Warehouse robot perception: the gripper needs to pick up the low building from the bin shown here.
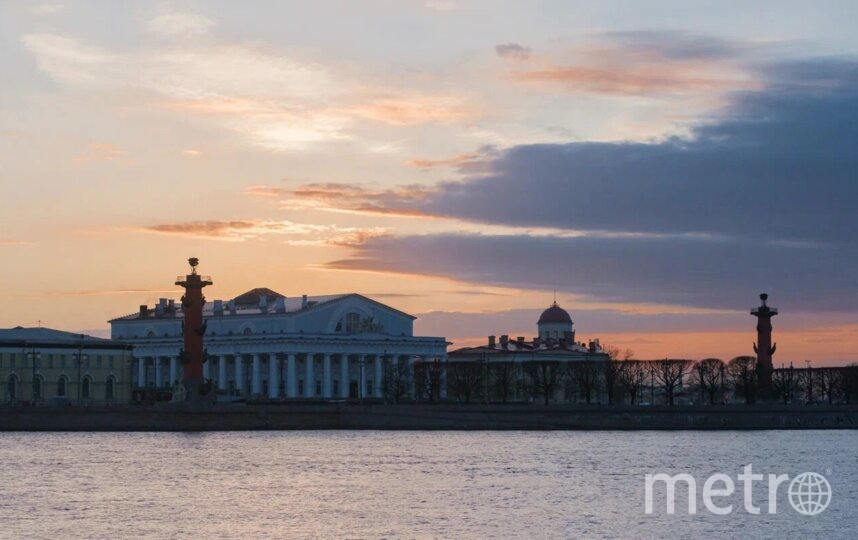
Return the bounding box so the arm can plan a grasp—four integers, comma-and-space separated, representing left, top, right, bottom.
447, 302, 609, 403
0, 327, 133, 404
110, 288, 448, 401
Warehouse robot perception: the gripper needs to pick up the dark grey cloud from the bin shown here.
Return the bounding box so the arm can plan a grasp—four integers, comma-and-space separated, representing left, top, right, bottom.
495, 42, 531, 60
331, 233, 858, 312
402, 59, 858, 245
327, 58, 858, 313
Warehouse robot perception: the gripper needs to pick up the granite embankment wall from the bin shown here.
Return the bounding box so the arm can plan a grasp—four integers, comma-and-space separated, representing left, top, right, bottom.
0, 403, 856, 431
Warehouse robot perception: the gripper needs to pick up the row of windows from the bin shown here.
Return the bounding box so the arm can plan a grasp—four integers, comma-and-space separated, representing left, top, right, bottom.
5, 375, 117, 401
0, 353, 122, 370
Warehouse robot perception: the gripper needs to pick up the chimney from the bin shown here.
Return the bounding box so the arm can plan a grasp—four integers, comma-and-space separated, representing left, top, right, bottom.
227, 300, 236, 314
167, 299, 175, 312
213, 300, 224, 315
274, 297, 286, 313
139, 305, 148, 317
155, 298, 167, 316
517, 336, 525, 345
259, 294, 269, 312
302, 294, 309, 309
488, 335, 496, 348
500, 335, 509, 349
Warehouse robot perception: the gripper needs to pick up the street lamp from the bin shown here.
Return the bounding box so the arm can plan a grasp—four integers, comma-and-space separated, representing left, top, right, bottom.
25, 346, 40, 403
74, 351, 89, 404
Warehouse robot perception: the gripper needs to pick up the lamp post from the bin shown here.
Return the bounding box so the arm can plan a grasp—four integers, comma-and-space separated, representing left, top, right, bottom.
805, 360, 813, 404
74, 353, 89, 404
25, 346, 40, 403
359, 355, 364, 405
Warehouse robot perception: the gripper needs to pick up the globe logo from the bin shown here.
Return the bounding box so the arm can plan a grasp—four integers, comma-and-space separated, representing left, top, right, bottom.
788, 472, 832, 516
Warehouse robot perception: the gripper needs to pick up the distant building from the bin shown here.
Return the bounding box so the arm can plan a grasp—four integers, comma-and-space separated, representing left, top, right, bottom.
447, 302, 609, 403
0, 327, 133, 404
110, 288, 448, 401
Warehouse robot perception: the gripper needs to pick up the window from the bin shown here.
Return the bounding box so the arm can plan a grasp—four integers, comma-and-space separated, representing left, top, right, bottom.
333, 380, 339, 395
82, 377, 92, 400
96, 356, 102, 369
60, 356, 66, 369
105, 377, 115, 401
10, 354, 15, 369
109, 356, 115, 370
6, 375, 17, 401
344, 313, 361, 333
366, 379, 372, 396
315, 381, 321, 396
47, 355, 53, 369
243, 327, 252, 335
57, 376, 67, 397
298, 380, 304, 395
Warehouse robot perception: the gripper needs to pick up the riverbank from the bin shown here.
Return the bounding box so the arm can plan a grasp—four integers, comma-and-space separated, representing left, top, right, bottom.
0, 403, 856, 431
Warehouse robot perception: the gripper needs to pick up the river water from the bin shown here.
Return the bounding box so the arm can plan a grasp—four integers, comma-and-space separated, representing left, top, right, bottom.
0, 431, 854, 539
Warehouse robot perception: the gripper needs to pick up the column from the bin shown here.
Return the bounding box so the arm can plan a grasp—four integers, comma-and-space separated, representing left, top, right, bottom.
169, 356, 178, 386
137, 357, 146, 388
251, 354, 262, 396
374, 355, 383, 398
411, 356, 419, 399
340, 355, 350, 398
358, 354, 366, 399
440, 355, 448, 400
203, 357, 211, 380
286, 354, 297, 398
268, 355, 280, 399
234, 354, 244, 395
322, 354, 332, 398
304, 354, 314, 397
217, 355, 227, 391
154, 357, 163, 387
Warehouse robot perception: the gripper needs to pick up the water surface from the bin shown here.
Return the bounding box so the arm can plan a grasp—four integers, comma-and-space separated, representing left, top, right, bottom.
0, 431, 854, 539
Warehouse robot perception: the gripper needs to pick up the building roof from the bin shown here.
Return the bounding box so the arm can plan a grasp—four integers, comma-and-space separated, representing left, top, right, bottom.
537, 302, 573, 325
0, 327, 129, 349
109, 292, 417, 322
232, 288, 285, 306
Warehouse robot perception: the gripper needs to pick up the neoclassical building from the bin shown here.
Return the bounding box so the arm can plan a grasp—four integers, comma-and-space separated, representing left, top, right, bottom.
0, 327, 133, 404
447, 302, 610, 403
110, 288, 448, 401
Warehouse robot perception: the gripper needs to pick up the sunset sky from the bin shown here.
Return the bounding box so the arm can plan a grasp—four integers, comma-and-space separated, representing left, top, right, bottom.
3, 1, 858, 364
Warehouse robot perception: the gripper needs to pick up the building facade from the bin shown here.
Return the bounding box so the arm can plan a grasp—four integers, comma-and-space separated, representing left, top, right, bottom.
447, 302, 610, 403
110, 288, 448, 401
0, 327, 134, 405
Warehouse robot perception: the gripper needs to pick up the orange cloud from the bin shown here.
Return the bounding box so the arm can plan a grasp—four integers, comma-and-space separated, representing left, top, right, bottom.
406, 152, 480, 168
513, 64, 738, 96
74, 143, 132, 164
343, 95, 476, 125
246, 183, 442, 219
140, 218, 390, 245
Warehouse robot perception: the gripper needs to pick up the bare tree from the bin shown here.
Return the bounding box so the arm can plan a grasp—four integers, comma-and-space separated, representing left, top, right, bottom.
413, 359, 443, 402
772, 365, 800, 404
696, 358, 725, 405
842, 364, 858, 404
815, 368, 841, 404
652, 359, 692, 406
568, 361, 601, 404
601, 346, 632, 405
619, 360, 649, 405
447, 362, 483, 403
525, 361, 564, 405
489, 362, 517, 403
727, 356, 757, 404
382, 356, 411, 404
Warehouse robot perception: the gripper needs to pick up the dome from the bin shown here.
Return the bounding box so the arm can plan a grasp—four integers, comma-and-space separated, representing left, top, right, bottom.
537, 302, 572, 325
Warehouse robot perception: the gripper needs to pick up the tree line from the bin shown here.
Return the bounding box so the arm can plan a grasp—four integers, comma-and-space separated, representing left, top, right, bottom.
393, 353, 858, 406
